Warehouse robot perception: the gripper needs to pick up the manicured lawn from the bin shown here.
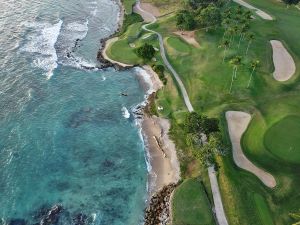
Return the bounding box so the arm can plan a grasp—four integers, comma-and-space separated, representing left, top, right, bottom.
253, 193, 275, 225
166, 36, 191, 54
264, 115, 300, 164
172, 178, 215, 225
123, 0, 136, 14
108, 0, 300, 224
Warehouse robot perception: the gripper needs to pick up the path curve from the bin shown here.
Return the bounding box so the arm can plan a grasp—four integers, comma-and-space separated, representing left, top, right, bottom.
134, 2, 194, 112
233, 0, 273, 20
226, 111, 276, 188
270, 40, 296, 82
134, 3, 229, 225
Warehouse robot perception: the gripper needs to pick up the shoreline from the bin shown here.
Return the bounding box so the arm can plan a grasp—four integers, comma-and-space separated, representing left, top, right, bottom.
136, 65, 181, 197
97, 1, 181, 222
135, 65, 180, 225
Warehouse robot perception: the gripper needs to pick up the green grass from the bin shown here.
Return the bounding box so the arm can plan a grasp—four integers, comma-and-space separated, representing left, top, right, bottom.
264, 115, 300, 164
141, 0, 182, 14
109, 0, 300, 223
123, 0, 136, 14
166, 36, 191, 54
253, 193, 275, 225
172, 178, 215, 225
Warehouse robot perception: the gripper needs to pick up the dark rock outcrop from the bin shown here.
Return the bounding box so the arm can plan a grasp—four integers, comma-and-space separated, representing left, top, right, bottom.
8, 219, 27, 225
144, 183, 178, 225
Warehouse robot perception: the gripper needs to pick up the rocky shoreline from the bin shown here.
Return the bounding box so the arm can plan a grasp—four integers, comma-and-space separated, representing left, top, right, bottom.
96, 2, 181, 224
144, 183, 178, 225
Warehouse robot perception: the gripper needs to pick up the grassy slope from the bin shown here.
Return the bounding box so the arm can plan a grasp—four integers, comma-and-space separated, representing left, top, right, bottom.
123, 0, 136, 14
172, 178, 215, 225
264, 115, 300, 163
149, 1, 300, 224
141, 0, 181, 15
107, 0, 300, 224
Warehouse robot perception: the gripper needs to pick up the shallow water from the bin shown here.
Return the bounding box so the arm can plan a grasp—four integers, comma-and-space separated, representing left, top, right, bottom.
0, 0, 147, 224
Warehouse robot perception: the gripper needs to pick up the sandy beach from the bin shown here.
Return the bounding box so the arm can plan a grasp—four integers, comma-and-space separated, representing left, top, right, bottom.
100, 2, 181, 218
137, 65, 180, 197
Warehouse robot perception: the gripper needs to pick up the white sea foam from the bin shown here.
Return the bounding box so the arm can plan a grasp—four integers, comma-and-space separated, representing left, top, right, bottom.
87, 1, 98, 16
121, 107, 130, 119
21, 20, 63, 79
65, 20, 89, 40
134, 67, 155, 95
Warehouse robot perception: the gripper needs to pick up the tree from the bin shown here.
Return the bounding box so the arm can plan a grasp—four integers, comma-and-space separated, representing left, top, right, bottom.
153, 64, 167, 85
184, 112, 203, 134
136, 43, 155, 60
194, 132, 227, 166
247, 60, 260, 88
202, 117, 220, 134
196, 4, 221, 29
187, 0, 221, 9
289, 209, 300, 225
282, 0, 300, 7
238, 23, 250, 49
219, 39, 230, 62
245, 32, 255, 55
229, 56, 242, 93
176, 10, 196, 30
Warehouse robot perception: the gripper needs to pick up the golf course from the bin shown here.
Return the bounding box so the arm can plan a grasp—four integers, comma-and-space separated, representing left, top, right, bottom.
108, 0, 300, 224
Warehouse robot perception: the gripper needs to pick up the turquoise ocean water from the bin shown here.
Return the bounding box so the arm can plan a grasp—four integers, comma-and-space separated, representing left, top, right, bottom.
0, 0, 148, 224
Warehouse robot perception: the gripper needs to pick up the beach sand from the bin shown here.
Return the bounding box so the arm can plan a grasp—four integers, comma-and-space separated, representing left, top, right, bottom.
142, 115, 180, 197
138, 65, 180, 198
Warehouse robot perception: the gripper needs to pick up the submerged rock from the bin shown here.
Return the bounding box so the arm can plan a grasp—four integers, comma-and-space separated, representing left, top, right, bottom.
40, 204, 63, 225
8, 219, 27, 225
72, 213, 87, 225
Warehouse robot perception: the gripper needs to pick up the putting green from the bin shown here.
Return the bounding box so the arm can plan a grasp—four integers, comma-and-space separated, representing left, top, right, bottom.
264, 116, 300, 164
166, 37, 191, 54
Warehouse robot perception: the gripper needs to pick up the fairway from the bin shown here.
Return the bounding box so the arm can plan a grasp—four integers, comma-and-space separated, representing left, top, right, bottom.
253, 193, 274, 225
172, 178, 215, 225
166, 36, 191, 54
264, 116, 300, 164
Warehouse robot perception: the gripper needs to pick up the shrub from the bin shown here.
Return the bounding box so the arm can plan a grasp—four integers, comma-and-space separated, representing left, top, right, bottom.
136, 43, 156, 61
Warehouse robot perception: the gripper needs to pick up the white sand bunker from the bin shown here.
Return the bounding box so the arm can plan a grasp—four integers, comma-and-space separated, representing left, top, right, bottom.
270, 40, 296, 82
226, 111, 276, 188
233, 0, 273, 20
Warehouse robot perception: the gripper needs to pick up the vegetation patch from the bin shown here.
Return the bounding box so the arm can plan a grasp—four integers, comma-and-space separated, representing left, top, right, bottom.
172, 178, 215, 225
253, 193, 275, 225
166, 37, 191, 54
122, 0, 136, 14
264, 115, 300, 164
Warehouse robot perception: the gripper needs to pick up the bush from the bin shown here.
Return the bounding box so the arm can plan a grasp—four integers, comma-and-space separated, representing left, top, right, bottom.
176, 10, 196, 31
153, 64, 167, 85
119, 13, 143, 35
136, 43, 156, 61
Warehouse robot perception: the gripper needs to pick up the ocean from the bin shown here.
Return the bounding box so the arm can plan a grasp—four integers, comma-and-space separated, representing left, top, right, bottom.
0, 0, 148, 224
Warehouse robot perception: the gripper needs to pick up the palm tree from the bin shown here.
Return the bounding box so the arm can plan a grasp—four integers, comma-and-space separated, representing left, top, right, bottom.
245, 32, 255, 55
229, 56, 242, 92
220, 39, 230, 62
238, 23, 250, 49
221, 18, 231, 40
289, 209, 300, 225
247, 60, 260, 88
243, 10, 252, 21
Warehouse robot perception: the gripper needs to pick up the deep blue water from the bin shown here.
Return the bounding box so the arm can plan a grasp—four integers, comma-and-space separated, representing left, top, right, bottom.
0, 0, 147, 224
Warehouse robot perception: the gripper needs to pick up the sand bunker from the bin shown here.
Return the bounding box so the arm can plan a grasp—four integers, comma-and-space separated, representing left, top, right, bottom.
270, 40, 296, 82
173, 31, 200, 48
233, 0, 273, 20
226, 111, 276, 188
